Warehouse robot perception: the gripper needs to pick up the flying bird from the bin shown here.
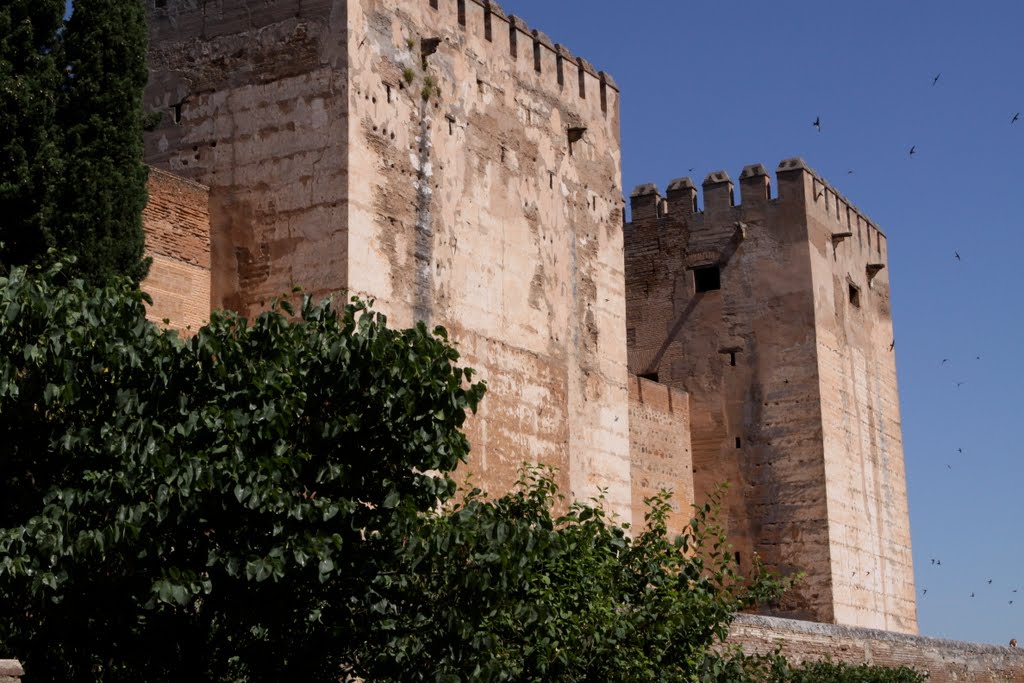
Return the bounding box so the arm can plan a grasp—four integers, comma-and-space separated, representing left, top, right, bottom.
971, 593, 975, 598
989, 579, 993, 584
889, 339, 895, 352
956, 381, 965, 388
1013, 113, 1020, 124
955, 251, 961, 261
848, 170, 855, 175
909, 145, 917, 157
932, 73, 941, 86
813, 116, 821, 132
957, 448, 963, 454
923, 589, 928, 595
940, 358, 950, 366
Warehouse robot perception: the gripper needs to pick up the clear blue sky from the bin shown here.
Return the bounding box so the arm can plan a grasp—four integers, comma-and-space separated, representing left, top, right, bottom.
502, 0, 1024, 646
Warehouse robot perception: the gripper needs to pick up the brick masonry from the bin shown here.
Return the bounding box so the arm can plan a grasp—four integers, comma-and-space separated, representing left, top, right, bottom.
628, 374, 693, 532
142, 168, 211, 333
729, 614, 1024, 682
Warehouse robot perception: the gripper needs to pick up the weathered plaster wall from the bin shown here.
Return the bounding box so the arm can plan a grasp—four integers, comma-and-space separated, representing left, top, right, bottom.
345, 0, 628, 516
627, 374, 693, 532
729, 614, 1024, 683
142, 168, 211, 333
624, 160, 914, 632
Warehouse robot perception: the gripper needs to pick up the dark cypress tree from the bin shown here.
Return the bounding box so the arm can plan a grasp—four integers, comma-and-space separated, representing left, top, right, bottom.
0, 0, 65, 268
54, 0, 150, 285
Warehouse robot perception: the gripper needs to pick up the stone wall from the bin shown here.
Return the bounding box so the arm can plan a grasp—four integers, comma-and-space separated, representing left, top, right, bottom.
627, 374, 693, 532
144, 0, 630, 518
729, 614, 1024, 683
142, 167, 211, 333
624, 160, 914, 632
0, 661, 22, 683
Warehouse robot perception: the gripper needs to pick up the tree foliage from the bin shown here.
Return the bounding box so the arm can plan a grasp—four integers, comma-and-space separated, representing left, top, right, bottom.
0, 262, 927, 683
0, 0, 65, 264
0, 0, 150, 284
0, 260, 483, 681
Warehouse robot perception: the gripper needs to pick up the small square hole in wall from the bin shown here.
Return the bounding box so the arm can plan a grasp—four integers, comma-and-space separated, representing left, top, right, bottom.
694, 265, 721, 293
849, 282, 861, 308
639, 372, 659, 383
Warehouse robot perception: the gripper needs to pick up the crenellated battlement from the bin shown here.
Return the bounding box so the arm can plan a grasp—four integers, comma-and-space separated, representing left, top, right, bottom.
426, 0, 618, 117
629, 158, 887, 262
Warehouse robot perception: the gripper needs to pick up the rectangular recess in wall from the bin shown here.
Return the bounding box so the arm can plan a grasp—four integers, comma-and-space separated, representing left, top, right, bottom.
457, 0, 466, 27
693, 265, 721, 292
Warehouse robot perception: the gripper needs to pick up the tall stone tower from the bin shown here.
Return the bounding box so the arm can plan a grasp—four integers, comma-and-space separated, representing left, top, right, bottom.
143, 0, 631, 518
625, 159, 916, 634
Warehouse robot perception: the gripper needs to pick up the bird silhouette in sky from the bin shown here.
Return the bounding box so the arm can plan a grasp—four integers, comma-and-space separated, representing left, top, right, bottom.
909, 145, 917, 157
940, 358, 950, 366
989, 579, 994, 584
813, 116, 821, 132
889, 339, 895, 352
956, 382, 965, 388
932, 73, 941, 86
1013, 113, 1020, 124
955, 251, 961, 261
971, 592, 975, 598
957, 448, 963, 454
923, 589, 928, 595
848, 170, 855, 174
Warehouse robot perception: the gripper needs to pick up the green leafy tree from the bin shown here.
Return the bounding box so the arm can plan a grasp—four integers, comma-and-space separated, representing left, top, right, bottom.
54, 0, 150, 284
355, 469, 788, 682
0, 260, 484, 681
0, 0, 150, 284
0, 262, 930, 682
0, 0, 65, 265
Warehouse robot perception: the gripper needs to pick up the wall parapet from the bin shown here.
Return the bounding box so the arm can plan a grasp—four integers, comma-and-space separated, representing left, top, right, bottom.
430, 0, 618, 118
729, 614, 1024, 682
629, 158, 887, 258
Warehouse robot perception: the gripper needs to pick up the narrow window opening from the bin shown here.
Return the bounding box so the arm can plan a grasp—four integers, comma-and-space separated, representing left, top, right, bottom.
483, 7, 492, 41
729, 351, 737, 367
446, 114, 455, 135
849, 282, 861, 308
457, 0, 466, 27
735, 551, 742, 566
693, 265, 721, 293
639, 372, 659, 383
578, 63, 586, 98
735, 437, 742, 449
548, 171, 554, 189
533, 40, 542, 73
500, 146, 507, 163
556, 55, 564, 87
384, 83, 392, 103
599, 80, 608, 113
171, 102, 183, 125
567, 126, 585, 158
509, 23, 517, 58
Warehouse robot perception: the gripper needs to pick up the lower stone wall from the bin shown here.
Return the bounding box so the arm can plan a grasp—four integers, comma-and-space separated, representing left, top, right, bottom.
627, 374, 693, 533
0, 661, 22, 682
142, 167, 211, 334
728, 614, 1024, 682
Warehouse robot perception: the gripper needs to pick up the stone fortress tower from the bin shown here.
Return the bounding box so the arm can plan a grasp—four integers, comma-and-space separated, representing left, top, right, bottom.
145, 0, 632, 520
626, 161, 915, 633
142, 0, 919, 638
